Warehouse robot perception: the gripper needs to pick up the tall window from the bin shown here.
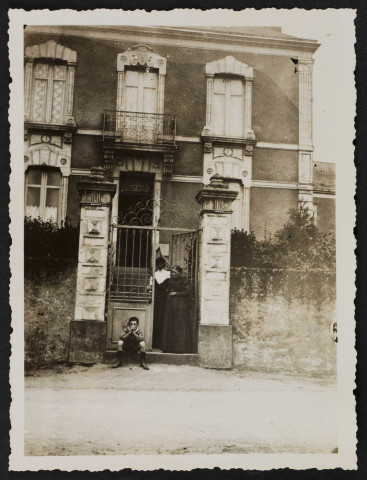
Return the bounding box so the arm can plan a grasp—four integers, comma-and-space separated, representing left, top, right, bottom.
118, 69, 159, 143
212, 77, 244, 137
203, 56, 254, 140
125, 70, 158, 113
31, 61, 67, 124
25, 168, 61, 222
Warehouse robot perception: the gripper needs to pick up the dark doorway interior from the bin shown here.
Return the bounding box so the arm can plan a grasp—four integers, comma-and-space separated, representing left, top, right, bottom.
117, 172, 154, 269
118, 171, 154, 223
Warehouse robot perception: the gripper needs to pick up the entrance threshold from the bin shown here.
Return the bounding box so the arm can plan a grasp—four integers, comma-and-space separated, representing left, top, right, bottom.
104, 350, 198, 366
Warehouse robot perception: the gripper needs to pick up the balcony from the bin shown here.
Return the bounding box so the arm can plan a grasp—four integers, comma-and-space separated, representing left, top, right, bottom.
103, 110, 176, 145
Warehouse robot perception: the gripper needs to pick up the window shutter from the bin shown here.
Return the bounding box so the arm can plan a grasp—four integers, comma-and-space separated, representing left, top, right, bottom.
32, 63, 49, 122
51, 65, 67, 124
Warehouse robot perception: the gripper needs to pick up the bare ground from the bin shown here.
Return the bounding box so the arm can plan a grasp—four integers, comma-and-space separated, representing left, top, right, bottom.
25, 364, 337, 456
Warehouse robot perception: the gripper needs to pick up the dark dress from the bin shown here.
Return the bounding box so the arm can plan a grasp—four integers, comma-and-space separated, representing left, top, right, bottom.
161, 276, 194, 353
152, 278, 169, 349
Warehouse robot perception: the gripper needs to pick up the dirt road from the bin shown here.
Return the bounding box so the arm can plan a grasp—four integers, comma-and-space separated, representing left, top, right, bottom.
25, 364, 337, 455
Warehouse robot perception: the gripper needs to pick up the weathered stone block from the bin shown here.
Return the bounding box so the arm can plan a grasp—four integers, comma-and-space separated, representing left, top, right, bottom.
79, 247, 102, 264
207, 243, 227, 253
69, 320, 106, 364
83, 236, 105, 246
206, 215, 228, 226
79, 264, 105, 277
206, 271, 227, 281
198, 324, 232, 369
85, 208, 107, 218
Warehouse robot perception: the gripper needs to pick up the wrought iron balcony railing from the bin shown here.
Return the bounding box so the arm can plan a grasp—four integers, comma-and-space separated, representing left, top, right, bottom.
103, 110, 176, 145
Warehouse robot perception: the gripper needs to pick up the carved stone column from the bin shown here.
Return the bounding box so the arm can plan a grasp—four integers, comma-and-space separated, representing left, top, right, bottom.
195, 175, 238, 369
69, 167, 116, 364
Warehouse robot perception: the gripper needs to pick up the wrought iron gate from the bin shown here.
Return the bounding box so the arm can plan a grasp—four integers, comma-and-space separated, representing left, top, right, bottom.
106, 194, 199, 351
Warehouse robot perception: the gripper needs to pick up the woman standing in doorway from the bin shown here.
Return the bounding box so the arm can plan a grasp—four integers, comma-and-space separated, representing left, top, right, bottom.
152, 257, 170, 349
161, 265, 194, 354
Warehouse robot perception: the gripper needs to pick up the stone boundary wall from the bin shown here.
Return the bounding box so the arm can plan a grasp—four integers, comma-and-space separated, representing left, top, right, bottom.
230, 267, 337, 376
25, 259, 77, 370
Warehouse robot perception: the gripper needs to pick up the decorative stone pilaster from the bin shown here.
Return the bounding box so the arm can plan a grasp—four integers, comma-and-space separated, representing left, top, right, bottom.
195, 175, 238, 369
244, 78, 255, 139
103, 148, 115, 180
298, 151, 314, 211
163, 152, 174, 180
69, 167, 116, 364
66, 63, 76, 120
298, 61, 314, 213
298, 62, 313, 147
24, 59, 34, 120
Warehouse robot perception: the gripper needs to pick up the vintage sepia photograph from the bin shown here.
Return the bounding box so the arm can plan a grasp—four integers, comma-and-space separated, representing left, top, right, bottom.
9, 8, 356, 471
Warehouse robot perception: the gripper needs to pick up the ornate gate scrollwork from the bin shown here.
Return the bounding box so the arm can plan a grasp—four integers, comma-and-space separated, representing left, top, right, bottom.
112, 194, 199, 230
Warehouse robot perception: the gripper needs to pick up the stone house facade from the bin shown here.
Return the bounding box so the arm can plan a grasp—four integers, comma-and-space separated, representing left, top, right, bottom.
24, 26, 335, 367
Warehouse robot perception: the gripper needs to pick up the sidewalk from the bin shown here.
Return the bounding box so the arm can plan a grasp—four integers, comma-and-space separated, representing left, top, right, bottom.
25, 364, 338, 456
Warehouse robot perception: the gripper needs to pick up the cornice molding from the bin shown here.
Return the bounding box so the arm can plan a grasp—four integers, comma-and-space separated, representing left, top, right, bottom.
172, 175, 203, 183
25, 26, 318, 59
75, 130, 307, 151
252, 180, 298, 190
71, 168, 91, 176
313, 190, 336, 198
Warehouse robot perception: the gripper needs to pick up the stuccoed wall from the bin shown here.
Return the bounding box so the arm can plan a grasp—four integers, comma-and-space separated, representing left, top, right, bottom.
252, 149, 298, 183
24, 33, 299, 143
71, 135, 103, 169
230, 268, 337, 376
173, 142, 203, 176
66, 175, 85, 224
160, 181, 202, 227
315, 198, 335, 234
249, 187, 298, 239
314, 162, 336, 192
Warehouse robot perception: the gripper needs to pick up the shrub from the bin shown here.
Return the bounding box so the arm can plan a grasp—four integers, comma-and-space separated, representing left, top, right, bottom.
231, 203, 336, 274
24, 216, 79, 264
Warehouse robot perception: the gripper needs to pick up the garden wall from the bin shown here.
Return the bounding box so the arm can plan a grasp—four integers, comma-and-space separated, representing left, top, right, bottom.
230, 267, 337, 376
24, 259, 77, 370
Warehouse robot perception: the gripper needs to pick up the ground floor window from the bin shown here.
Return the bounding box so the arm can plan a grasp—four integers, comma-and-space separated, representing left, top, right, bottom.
25, 167, 61, 222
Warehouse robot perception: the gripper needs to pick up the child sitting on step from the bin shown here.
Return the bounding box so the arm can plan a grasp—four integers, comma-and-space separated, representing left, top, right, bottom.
111, 316, 149, 370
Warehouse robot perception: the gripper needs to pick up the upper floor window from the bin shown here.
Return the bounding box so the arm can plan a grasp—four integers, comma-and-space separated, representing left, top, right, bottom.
202, 56, 255, 140
25, 167, 61, 222
116, 45, 167, 115
212, 77, 245, 137
124, 69, 158, 114
24, 40, 77, 126
31, 61, 67, 124
113, 45, 168, 144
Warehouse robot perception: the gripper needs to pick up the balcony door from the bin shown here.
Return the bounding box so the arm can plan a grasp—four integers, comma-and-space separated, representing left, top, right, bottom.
122, 70, 159, 143
125, 70, 158, 113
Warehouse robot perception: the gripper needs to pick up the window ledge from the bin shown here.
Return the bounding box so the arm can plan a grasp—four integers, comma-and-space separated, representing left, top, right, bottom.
201, 134, 257, 147
24, 121, 77, 134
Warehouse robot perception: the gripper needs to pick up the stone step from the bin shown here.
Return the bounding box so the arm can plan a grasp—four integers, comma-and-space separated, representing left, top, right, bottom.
104, 350, 198, 366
